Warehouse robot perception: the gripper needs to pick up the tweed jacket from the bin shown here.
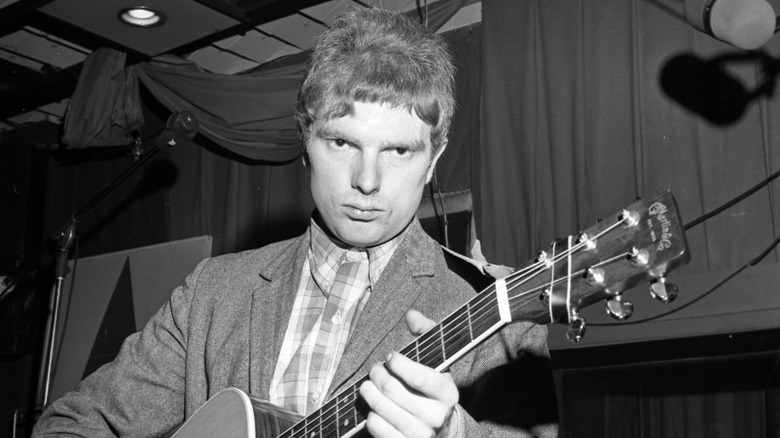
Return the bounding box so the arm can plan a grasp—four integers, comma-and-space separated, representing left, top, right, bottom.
33, 219, 558, 437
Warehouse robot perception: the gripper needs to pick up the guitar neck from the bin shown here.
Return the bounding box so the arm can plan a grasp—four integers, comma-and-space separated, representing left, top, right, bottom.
276, 282, 546, 438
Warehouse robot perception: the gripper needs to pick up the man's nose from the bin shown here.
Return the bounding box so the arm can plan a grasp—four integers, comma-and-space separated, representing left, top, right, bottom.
352, 153, 381, 195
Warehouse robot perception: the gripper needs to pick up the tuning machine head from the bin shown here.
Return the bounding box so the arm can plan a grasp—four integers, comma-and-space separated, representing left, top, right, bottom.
605, 292, 634, 320
566, 314, 587, 343
649, 276, 678, 303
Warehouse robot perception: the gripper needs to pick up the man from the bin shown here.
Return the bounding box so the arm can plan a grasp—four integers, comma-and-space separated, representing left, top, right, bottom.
33, 7, 558, 438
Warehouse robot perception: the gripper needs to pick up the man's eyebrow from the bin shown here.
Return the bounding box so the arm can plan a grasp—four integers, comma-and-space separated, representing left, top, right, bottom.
314, 126, 351, 141
315, 126, 428, 151
379, 139, 427, 151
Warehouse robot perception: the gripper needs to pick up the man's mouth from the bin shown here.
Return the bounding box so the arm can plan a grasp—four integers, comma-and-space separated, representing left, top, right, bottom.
345, 205, 381, 220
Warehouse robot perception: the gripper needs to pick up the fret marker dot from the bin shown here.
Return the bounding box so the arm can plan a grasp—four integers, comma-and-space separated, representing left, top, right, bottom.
344, 420, 350, 426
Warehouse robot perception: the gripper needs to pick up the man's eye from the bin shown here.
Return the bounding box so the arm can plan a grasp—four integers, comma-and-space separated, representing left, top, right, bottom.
392, 147, 410, 156
332, 138, 348, 147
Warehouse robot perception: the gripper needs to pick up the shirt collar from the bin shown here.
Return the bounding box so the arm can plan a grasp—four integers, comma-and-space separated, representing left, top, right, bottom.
308, 217, 408, 294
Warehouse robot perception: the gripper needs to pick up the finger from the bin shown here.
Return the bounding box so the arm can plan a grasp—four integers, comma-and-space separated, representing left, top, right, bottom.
360, 375, 431, 438
364, 411, 405, 438
384, 352, 459, 408
405, 309, 436, 336
369, 360, 451, 423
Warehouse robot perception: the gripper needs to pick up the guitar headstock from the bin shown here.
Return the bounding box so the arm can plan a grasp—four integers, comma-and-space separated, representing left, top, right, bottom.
505, 189, 690, 342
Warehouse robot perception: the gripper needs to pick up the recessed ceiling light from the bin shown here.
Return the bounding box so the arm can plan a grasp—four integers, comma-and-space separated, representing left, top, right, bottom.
118, 7, 166, 28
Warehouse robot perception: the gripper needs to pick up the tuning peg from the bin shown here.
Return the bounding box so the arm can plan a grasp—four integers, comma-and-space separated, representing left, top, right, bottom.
620, 209, 641, 228
649, 277, 678, 303
566, 315, 587, 342
539, 287, 551, 305
577, 232, 597, 251
536, 251, 554, 269
585, 267, 605, 286
629, 247, 649, 267
605, 293, 634, 320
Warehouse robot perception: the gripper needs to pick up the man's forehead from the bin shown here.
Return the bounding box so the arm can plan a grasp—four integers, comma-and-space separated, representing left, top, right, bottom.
313, 101, 433, 148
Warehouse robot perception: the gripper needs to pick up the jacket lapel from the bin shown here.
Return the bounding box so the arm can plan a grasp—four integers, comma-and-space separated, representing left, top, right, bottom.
248, 235, 309, 399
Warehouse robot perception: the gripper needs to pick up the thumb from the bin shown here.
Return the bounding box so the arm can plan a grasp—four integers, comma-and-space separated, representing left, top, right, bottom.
405, 309, 436, 336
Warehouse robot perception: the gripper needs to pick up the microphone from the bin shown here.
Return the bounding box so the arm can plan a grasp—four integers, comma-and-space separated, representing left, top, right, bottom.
157, 111, 199, 147
684, 0, 776, 50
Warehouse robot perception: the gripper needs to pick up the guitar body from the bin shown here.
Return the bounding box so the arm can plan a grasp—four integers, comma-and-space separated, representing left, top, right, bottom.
170, 388, 300, 438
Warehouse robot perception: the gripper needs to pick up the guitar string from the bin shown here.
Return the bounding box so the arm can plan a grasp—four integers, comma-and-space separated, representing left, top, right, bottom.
289, 261, 634, 438
324, 211, 632, 413
288, 252, 634, 438
286, 258, 572, 438
285, 238, 626, 438
283, 214, 632, 438
408, 212, 634, 377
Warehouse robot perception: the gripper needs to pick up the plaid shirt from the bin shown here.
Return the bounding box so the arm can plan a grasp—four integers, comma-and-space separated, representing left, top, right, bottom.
269, 219, 405, 415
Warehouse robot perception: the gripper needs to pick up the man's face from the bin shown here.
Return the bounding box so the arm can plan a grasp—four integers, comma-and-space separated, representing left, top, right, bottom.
307, 101, 444, 247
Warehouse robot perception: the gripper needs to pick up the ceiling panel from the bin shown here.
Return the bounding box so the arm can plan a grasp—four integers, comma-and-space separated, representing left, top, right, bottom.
301, 0, 360, 25
39, 0, 241, 57
186, 45, 262, 74
258, 13, 328, 51
213, 29, 300, 64
5, 28, 88, 69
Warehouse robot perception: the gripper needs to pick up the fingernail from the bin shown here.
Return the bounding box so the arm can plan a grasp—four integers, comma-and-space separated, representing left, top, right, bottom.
386, 352, 393, 362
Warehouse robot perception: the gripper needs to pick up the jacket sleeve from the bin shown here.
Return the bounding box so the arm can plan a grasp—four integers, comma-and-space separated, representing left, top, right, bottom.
31, 258, 210, 438
453, 321, 559, 438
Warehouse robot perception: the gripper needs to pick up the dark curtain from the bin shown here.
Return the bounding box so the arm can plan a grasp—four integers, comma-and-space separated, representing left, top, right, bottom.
479, 0, 780, 435
478, 0, 780, 274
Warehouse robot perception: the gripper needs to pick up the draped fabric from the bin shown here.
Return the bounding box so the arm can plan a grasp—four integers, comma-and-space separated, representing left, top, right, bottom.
132, 57, 305, 161
60, 0, 469, 162
61, 49, 144, 148
478, 0, 780, 275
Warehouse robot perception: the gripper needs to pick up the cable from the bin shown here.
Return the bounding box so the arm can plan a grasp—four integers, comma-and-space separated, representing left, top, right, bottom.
684, 167, 780, 231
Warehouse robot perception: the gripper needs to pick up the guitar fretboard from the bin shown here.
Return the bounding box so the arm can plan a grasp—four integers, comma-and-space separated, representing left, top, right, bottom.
276, 285, 506, 438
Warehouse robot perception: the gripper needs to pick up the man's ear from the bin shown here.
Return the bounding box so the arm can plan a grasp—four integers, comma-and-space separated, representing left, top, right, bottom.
301, 144, 309, 167
425, 140, 447, 183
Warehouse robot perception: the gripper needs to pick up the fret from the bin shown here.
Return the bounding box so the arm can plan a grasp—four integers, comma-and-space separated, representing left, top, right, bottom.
439, 324, 447, 362
320, 398, 337, 438
289, 416, 306, 438
465, 301, 474, 342
470, 289, 502, 337
441, 306, 472, 361
416, 325, 445, 369
352, 380, 367, 427
305, 413, 316, 438
334, 381, 366, 437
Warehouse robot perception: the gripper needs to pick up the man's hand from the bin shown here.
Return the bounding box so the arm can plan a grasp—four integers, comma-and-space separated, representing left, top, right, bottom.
359, 310, 460, 438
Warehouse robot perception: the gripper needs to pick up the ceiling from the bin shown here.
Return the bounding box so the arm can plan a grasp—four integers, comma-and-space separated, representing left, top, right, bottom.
0, 0, 481, 132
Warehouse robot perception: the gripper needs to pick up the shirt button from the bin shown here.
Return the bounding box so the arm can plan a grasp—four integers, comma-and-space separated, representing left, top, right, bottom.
332, 311, 343, 325
310, 392, 320, 404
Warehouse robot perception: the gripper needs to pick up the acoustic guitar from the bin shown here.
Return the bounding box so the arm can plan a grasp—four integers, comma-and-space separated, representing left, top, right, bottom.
170, 189, 690, 438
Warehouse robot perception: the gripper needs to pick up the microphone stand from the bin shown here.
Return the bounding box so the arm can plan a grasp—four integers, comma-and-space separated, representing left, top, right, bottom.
37, 135, 167, 408
3, 111, 198, 423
